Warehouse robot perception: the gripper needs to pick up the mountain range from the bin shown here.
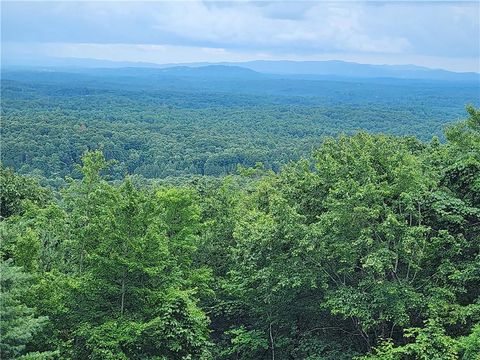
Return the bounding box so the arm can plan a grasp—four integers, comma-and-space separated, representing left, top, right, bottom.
3, 56, 479, 82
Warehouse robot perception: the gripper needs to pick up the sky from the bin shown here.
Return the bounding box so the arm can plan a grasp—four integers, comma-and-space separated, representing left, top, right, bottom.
1, 1, 479, 72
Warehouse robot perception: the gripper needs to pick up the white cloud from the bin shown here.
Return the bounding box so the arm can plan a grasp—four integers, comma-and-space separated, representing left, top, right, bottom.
1, 1, 479, 70
147, 1, 411, 53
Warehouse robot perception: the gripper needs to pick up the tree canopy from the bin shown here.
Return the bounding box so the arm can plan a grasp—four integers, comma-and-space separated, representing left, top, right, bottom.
0, 107, 479, 359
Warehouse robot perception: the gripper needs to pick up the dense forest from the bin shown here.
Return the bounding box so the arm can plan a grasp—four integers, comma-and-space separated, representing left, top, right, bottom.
2, 68, 478, 187
1, 105, 479, 359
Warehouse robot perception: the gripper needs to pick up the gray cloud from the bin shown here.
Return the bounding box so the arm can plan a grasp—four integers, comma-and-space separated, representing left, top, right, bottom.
1, 1, 479, 70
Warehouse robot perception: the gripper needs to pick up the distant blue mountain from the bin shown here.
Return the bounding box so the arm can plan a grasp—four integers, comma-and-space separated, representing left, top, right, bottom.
2, 56, 479, 82
233, 60, 479, 81
157, 65, 260, 78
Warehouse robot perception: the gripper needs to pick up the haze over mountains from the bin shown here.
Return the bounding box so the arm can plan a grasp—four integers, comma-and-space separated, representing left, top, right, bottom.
3, 56, 479, 82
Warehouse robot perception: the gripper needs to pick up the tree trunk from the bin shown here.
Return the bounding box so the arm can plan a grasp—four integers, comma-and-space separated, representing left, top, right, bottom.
120, 274, 126, 316
269, 322, 275, 360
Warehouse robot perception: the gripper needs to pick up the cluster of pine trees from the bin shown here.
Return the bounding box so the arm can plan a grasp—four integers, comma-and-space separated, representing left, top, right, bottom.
1, 107, 479, 359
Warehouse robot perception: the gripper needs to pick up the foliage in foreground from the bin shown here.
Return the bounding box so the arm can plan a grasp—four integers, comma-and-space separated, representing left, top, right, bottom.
0, 107, 479, 359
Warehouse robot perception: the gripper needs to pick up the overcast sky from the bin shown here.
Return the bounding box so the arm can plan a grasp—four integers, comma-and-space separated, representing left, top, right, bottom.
2, 1, 479, 72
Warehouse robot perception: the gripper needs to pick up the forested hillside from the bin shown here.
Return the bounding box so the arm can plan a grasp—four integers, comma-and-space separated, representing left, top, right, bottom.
2, 67, 478, 186
1, 106, 479, 359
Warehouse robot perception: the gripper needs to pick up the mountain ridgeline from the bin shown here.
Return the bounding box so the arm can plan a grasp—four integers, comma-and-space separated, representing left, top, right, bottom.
1, 62, 478, 186
2, 0, 480, 356
4, 58, 480, 81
